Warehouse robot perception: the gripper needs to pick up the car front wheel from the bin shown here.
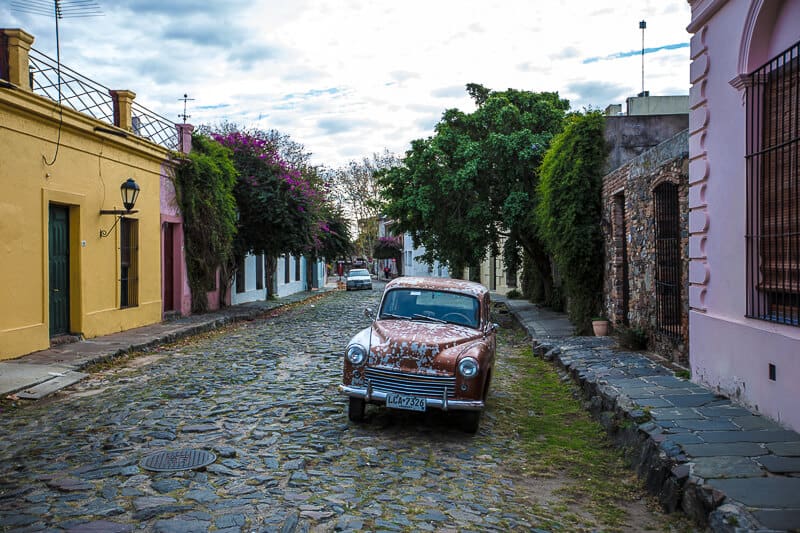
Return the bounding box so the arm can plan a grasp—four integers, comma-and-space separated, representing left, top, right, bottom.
348, 397, 365, 422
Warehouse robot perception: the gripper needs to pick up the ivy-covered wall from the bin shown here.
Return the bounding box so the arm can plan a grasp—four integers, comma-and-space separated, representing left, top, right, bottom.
602, 130, 690, 363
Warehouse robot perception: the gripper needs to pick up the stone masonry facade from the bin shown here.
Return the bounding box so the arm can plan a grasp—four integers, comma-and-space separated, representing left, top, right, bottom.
602, 130, 690, 364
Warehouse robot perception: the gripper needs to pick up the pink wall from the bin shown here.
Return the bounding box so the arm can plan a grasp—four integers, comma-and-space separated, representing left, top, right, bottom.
687, 0, 800, 431
159, 124, 194, 317
160, 170, 191, 316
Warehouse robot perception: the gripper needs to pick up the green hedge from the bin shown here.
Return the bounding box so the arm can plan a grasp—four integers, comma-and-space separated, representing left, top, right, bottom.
536, 112, 607, 333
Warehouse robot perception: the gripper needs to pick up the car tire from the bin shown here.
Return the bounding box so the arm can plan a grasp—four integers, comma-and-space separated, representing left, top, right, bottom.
460, 410, 481, 433
348, 397, 365, 422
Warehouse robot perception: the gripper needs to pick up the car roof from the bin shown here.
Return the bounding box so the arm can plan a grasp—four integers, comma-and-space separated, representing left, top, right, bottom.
384, 276, 489, 298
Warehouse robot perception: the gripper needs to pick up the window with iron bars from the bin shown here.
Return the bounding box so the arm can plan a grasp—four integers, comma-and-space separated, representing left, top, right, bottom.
746, 40, 800, 326
654, 182, 681, 337
120, 218, 139, 308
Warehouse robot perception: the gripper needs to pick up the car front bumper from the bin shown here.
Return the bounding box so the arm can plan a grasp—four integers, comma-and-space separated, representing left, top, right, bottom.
339, 384, 484, 411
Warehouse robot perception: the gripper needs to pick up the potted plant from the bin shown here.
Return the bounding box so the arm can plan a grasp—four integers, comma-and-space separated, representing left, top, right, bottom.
591, 316, 610, 336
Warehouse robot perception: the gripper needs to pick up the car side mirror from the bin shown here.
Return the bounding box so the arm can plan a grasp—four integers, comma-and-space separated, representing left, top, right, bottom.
364, 307, 375, 320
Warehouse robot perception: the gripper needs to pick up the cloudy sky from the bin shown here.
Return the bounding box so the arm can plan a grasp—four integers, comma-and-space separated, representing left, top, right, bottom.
3, 0, 691, 167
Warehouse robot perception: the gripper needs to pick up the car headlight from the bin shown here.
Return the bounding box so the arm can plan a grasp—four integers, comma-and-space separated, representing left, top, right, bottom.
458, 357, 479, 378
346, 344, 367, 365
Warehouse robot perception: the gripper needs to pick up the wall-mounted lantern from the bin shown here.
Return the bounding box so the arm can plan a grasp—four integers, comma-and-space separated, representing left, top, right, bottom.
99, 178, 140, 238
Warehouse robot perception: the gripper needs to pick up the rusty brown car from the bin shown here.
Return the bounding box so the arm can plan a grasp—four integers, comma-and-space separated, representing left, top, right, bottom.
340, 276, 497, 432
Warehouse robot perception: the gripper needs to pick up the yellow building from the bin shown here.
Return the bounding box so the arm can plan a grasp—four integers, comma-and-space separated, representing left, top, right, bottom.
1, 29, 173, 360
463, 237, 522, 294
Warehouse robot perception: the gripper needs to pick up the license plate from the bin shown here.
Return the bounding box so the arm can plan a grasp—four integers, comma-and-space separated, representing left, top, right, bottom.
385, 393, 426, 412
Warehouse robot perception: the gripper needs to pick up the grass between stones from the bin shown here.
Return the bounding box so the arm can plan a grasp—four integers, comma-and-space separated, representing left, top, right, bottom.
492, 319, 694, 532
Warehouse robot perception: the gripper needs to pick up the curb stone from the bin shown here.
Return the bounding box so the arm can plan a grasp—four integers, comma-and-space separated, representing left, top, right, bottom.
530, 338, 783, 533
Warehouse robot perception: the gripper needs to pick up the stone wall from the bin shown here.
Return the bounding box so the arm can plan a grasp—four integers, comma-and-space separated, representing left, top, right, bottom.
602, 130, 690, 363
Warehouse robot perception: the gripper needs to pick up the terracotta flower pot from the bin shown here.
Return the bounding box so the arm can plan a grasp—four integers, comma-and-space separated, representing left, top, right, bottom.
592, 319, 609, 336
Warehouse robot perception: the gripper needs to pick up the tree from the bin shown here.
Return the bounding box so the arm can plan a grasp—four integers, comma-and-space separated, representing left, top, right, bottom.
172, 133, 238, 312
327, 150, 399, 260
203, 122, 312, 171
316, 205, 354, 262
378, 84, 568, 287
210, 126, 341, 294
212, 130, 317, 257
536, 111, 607, 332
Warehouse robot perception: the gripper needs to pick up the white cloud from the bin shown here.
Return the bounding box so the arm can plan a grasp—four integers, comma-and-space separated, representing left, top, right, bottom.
3, 0, 691, 167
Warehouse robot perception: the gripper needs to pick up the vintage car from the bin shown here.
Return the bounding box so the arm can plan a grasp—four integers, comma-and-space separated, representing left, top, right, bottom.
345, 268, 373, 291
341, 276, 497, 432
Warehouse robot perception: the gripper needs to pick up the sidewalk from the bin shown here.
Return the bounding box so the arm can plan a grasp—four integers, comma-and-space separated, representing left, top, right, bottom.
0, 286, 337, 400
494, 294, 800, 532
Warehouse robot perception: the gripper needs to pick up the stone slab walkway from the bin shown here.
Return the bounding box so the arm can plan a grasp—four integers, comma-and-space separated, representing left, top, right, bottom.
495, 294, 800, 532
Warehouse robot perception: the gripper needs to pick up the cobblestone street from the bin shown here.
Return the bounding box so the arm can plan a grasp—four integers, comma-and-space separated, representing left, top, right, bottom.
0, 287, 680, 533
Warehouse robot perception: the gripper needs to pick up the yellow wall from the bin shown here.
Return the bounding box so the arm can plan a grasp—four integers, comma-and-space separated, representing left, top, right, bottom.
0, 85, 170, 360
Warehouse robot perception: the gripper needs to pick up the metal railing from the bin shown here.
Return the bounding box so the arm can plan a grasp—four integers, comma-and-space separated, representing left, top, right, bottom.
27, 47, 178, 150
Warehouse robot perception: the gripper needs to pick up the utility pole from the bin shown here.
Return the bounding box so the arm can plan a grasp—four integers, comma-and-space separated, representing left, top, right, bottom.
639, 20, 646, 96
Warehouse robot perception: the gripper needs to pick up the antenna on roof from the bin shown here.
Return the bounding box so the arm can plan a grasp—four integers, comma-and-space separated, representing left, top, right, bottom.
10, 0, 104, 165
178, 93, 195, 123
639, 20, 647, 97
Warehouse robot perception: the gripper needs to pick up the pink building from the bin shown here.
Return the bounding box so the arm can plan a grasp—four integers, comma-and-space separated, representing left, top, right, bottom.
687, 0, 800, 431
160, 124, 193, 316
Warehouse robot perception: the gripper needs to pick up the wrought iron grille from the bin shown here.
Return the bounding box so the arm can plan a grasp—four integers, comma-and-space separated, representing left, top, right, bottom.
28, 48, 178, 150
120, 218, 139, 308
365, 367, 456, 398
654, 182, 682, 337
746, 40, 800, 326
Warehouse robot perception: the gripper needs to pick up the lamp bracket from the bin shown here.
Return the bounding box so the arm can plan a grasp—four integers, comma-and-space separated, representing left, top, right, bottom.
100, 209, 138, 215
99, 209, 137, 238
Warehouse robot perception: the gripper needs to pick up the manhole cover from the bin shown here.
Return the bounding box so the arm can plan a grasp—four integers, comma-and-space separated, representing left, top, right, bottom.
140, 449, 216, 472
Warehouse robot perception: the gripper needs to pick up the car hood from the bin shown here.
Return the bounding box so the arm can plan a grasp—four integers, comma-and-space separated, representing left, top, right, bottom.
368, 319, 482, 373
348, 275, 371, 281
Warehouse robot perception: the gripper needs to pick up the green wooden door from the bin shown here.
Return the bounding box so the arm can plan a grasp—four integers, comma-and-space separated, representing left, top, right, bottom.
49, 205, 70, 336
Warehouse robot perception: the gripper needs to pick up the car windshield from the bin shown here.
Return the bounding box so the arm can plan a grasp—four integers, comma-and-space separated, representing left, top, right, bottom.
348, 269, 369, 277
379, 288, 480, 328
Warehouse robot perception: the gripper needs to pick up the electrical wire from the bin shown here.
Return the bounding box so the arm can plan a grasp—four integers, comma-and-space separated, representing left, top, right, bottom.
43, 1, 63, 166
9, 0, 105, 165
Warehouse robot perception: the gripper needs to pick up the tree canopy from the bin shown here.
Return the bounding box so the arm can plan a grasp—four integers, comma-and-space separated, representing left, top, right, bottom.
209, 127, 338, 261
326, 150, 399, 260
378, 84, 569, 277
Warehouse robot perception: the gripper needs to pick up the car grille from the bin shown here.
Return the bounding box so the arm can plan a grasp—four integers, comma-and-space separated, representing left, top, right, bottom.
365, 367, 456, 398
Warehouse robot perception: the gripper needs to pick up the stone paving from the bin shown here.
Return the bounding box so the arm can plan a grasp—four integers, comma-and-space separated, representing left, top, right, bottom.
500, 299, 800, 533
493, 295, 800, 532
0, 286, 582, 533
